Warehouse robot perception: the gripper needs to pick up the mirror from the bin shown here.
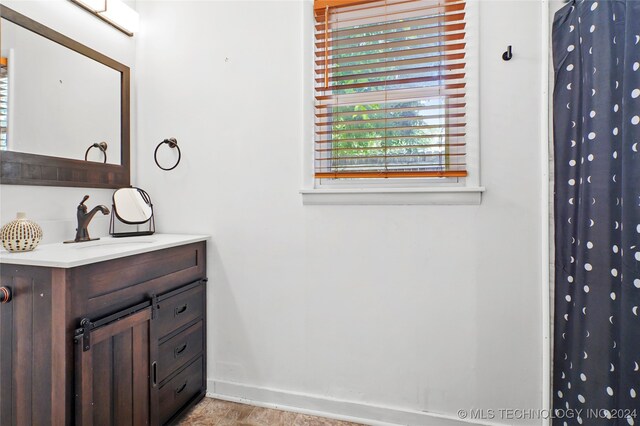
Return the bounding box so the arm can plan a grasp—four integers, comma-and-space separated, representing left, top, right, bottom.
113, 188, 153, 224
1, 19, 121, 164
0, 5, 130, 188
110, 187, 155, 237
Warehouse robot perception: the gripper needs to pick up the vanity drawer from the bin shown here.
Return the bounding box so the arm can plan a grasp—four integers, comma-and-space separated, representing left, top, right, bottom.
156, 283, 204, 338
71, 242, 206, 321
159, 356, 204, 425
158, 320, 203, 383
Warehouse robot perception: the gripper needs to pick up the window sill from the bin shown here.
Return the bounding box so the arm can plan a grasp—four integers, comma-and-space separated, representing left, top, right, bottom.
300, 187, 485, 205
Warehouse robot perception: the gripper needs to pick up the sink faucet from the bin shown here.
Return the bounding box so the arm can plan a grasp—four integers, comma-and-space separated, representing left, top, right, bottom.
71, 195, 110, 243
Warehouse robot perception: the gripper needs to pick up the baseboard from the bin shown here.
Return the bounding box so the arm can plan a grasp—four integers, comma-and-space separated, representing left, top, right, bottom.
208, 380, 504, 426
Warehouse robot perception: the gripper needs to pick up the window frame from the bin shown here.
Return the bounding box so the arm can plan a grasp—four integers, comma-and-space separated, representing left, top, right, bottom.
301, 0, 483, 205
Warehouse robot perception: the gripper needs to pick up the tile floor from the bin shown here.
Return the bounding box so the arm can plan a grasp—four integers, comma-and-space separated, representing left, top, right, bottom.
178, 397, 364, 426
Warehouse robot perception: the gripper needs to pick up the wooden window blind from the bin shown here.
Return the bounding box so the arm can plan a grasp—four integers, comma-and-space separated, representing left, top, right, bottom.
0, 57, 7, 151
314, 0, 467, 179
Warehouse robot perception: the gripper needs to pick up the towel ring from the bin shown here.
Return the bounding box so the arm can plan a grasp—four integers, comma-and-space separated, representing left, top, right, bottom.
154, 138, 181, 171
502, 45, 513, 61
84, 142, 108, 163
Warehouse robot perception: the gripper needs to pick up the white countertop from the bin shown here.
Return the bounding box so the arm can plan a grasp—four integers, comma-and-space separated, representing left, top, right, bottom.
0, 234, 209, 268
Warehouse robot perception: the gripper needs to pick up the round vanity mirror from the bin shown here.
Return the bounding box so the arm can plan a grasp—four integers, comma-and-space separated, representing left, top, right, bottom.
112, 187, 153, 224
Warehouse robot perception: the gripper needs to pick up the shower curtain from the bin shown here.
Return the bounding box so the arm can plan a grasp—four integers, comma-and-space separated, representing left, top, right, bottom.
553, 1, 640, 424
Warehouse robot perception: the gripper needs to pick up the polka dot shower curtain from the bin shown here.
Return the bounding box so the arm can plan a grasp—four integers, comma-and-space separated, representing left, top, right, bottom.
553, 1, 640, 424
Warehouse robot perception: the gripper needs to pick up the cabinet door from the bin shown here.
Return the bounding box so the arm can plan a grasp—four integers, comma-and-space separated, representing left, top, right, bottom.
0, 283, 13, 426
0, 269, 67, 426
75, 306, 157, 426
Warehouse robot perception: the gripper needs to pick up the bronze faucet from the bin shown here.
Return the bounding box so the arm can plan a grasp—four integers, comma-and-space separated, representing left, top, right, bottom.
67, 195, 110, 243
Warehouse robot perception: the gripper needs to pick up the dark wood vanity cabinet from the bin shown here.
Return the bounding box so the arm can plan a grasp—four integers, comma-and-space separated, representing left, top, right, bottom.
0, 241, 207, 426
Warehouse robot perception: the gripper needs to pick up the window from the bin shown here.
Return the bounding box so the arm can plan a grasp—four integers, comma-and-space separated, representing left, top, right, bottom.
303, 0, 481, 204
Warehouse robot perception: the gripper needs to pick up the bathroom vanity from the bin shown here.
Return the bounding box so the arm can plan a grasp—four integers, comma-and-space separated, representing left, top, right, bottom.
0, 234, 208, 425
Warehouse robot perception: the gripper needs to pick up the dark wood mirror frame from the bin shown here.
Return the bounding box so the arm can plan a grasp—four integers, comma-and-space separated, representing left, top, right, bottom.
0, 5, 130, 188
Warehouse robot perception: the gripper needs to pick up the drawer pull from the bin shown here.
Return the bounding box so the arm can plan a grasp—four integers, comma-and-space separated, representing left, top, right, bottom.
174, 304, 188, 316
152, 361, 158, 387
175, 380, 188, 395
174, 343, 188, 357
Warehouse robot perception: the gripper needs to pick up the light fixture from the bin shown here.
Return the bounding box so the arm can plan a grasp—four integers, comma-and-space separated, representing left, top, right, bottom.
70, 0, 139, 37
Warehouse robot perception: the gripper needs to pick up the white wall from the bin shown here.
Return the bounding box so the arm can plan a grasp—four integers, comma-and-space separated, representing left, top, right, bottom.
136, 1, 545, 424
0, 0, 136, 243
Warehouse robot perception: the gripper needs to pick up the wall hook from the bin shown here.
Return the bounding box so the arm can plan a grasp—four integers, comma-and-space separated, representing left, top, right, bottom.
502, 45, 513, 61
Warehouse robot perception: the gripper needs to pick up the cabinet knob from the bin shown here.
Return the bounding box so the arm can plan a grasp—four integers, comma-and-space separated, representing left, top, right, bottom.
0, 287, 12, 304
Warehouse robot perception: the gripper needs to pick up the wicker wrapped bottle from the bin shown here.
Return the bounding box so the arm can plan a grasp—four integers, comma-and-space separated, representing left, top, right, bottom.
1, 212, 43, 252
